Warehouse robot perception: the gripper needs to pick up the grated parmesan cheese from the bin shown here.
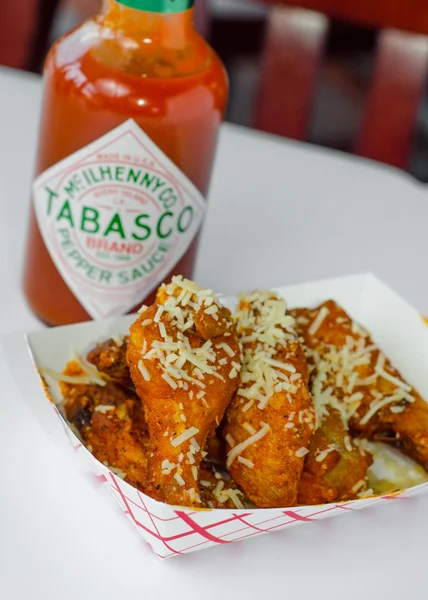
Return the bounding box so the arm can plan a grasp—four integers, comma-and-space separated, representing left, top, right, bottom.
69, 349, 111, 383
375, 366, 412, 393
94, 404, 115, 413
108, 466, 126, 479
174, 472, 185, 486
135, 276, 236, 402
237, 455, 254, 469
308, 306, 330, 336
359, 396, 403, 425
344, 435, 353, 452
216, 343, 235, 357
242, 399, 254, 412
162, 373, 178, 389
138, 360, 150, 381
43, 366, 106, 387
243, 422, 256, 435
315, 444, 336, 462
351, 479, 366, 493
226, 422, 271, 467
233, 291, 305, 414
221, 488, 245, 509
170, 427, 200, 448
225, 433, 236, 447
161, 459, 176, 475
295, 447, 309, 458
190, 437, 201, 452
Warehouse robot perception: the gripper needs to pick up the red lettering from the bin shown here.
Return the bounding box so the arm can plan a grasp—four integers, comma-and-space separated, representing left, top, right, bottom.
85, 237, 142, 255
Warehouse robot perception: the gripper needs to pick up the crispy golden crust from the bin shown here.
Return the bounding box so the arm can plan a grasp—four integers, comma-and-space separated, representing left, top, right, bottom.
224, 294, 315, 508
292, 300, 428, 471
87, 337, 133, 389
61, 362, 148, 490
127, 280, 240, 507
298, 409, 372, 505
60, 364, 239, 500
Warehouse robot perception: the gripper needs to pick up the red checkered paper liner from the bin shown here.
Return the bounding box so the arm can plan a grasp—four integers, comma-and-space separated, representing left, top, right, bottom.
26, 274, 428, 559
92, 471, 428, 559
53, 403, 428, 559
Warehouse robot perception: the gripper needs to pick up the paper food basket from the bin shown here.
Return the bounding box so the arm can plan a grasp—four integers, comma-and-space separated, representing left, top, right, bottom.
25, 273, 428, 559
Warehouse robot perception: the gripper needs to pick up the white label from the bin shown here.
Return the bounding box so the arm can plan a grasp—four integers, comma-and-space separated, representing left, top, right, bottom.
33, 120, 206, 319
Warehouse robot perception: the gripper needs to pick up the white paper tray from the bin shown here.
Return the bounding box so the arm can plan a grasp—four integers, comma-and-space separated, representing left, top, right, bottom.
24, 273, 428, 558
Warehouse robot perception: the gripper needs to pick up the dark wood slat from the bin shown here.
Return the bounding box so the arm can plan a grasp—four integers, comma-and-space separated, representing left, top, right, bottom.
262, 0, 428, 35
355, 30, 428, 169
254, 7, 328, 140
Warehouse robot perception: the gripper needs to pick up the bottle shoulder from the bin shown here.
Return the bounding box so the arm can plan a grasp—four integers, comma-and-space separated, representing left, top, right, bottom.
47, 20, 226, 84
44, 20, 228, 115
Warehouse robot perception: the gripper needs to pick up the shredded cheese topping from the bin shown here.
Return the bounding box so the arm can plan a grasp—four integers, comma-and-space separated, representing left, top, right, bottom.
301, 304, 415, 430
234, 291, 300, 411
94, 404, 115, 414
308, 306, 330, 336
226, 422, 271, 468
212, 480, 245, 509
138, 277, 239, 393
237, 456, 255, 469
295, 447, 309, 458
315, 444, 337, 462
170, 427, 200, 448
43, 364, 106, 387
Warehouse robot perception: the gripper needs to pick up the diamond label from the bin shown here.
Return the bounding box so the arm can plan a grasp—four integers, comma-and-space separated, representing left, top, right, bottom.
33, 120, 206, 319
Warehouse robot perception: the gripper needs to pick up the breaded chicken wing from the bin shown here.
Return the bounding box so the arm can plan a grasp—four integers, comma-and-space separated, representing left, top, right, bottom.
87, 336, 133, 389
223, 292, 316, 508
292, 300, 428, 471
61, 361, 148, 490
127, 276, 241, 507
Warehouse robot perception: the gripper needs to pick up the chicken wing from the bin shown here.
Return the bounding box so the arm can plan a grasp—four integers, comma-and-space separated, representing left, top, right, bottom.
87, 336, 133, 389
223, 291, 316, 508
60, 361, 148, 490
127, 276, 241, 507
292, 300, 428, 471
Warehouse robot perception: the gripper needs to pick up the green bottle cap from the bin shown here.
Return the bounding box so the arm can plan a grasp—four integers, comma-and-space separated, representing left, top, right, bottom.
115, 0, 194, 13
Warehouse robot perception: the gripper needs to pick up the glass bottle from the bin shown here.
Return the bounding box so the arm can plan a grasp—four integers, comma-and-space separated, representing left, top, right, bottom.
23, 0, 228, 325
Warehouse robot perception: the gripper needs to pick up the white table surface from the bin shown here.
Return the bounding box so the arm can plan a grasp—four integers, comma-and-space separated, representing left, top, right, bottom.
1, 65, 428, 599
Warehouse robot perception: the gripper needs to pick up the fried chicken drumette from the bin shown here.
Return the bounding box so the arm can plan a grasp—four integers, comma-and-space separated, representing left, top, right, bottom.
292, 300, 428, 472
223, 291, 316, 508
60, 361, 148, 490
127, 276, 241, 507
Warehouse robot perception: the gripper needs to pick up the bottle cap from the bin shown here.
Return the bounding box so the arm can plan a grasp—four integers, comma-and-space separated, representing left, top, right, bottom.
115, 0, 193, 13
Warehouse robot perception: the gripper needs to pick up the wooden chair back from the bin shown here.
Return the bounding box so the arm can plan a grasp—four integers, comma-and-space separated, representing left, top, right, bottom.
255, 0, 428, 169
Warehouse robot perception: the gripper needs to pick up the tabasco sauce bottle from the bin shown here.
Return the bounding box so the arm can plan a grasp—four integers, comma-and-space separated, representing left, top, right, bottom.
23, 0, 228, 326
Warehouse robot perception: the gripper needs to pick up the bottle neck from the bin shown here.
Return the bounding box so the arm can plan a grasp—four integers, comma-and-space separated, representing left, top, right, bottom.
101, 0, 195, 49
